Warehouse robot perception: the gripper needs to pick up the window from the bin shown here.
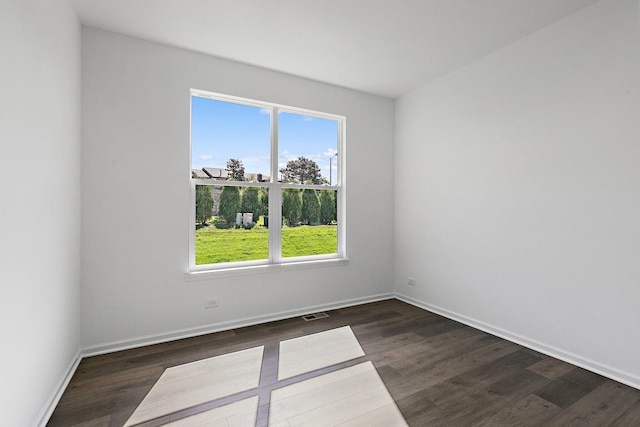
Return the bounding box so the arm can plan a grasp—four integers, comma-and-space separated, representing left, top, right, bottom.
190, 90, 345, 272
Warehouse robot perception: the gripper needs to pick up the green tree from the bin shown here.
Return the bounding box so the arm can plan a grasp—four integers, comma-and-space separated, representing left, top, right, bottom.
195, 185, 214, 225
319, 190, 336, 224
226, 158, 245, 181
301, 189, 320, 225
259, 188, 269, 218
279, 156, 327, 184
241, 187, 260, 224
218, 186, 241, 224
282, 188, 302, 226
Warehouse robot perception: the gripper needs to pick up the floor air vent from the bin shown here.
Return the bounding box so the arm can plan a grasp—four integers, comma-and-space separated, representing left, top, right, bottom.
301, 312, 329, 321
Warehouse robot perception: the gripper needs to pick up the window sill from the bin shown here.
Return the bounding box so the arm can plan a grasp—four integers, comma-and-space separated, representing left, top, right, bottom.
185, 258, 349, 282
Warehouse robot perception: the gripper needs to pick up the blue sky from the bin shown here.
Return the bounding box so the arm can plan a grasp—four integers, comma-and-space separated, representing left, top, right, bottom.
191, 96, 339, 182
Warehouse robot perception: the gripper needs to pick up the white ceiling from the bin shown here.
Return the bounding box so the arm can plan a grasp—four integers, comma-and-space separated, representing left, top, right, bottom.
71, 0, 599, 98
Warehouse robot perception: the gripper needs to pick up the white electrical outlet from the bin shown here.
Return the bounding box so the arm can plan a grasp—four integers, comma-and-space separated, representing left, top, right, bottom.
205, 299, 218, 309
408, 277, 416, 286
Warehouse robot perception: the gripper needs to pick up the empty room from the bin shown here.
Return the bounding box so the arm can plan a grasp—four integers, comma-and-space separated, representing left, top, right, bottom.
2, 0, 640, 426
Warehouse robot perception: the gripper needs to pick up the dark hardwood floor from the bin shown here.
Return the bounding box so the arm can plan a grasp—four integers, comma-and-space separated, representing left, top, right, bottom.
48, 299, 640, 426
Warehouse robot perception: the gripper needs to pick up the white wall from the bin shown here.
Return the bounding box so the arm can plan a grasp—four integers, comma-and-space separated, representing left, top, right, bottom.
395, 0, 640, 386
80, 28, 395, 349
0, 0, 81, 425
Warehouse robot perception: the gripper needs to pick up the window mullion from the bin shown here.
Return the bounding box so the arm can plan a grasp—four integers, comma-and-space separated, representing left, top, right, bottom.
270, 184, 282, 263
337, 120, 345, 258
269, 108, 282, 263
189, 179, 196, 270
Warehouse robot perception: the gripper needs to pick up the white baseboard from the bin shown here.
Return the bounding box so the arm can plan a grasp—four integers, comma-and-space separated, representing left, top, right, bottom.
82, 293, 394, 357
395, 293, 640, 391
35, 349, 82, 427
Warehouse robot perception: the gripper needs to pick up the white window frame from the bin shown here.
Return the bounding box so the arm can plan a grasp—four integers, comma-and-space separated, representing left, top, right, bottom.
188, 89, 346, 275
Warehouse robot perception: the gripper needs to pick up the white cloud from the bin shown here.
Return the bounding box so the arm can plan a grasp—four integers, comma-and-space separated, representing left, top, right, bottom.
323, 148, 337, 157
303, 116, 314, 122
259, 108, 270, 115
241, 155, 271, 174
279, 150, 296, 162
200, 154, 213, 160
278, 151, 299, 167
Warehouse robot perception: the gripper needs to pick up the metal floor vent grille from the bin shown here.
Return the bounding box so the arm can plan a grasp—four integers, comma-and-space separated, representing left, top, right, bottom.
301, 312, 329, 321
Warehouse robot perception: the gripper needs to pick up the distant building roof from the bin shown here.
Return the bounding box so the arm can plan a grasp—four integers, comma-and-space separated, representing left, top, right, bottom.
191, 169, 209, 179
203, 167, 231, 179
193, 167, 270, 182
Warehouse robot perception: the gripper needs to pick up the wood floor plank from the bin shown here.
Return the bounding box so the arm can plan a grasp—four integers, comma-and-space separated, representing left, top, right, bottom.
534, 367, 607, 409
546, 381, 640, 426
395, 388, 438, 423
475, 393, 562, 426
384, 340, 523, 401
609, 398, 640, 427
527, 357, 576, 380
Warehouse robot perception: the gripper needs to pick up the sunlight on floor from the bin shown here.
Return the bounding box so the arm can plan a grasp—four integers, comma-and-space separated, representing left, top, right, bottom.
278, 325, 365, 380
124, 326, 407, 426
124, 346, 264, 426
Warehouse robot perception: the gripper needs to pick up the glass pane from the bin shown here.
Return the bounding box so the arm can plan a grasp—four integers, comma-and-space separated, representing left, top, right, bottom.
281, 189, 338, 258
191, 96, 271, 183
195, 185, 269, 265
278, 111, 339, 185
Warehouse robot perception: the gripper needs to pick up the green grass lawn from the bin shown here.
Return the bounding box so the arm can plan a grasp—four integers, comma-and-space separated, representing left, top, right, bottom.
281, 225, 337, 258
195, 222, 337, 265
